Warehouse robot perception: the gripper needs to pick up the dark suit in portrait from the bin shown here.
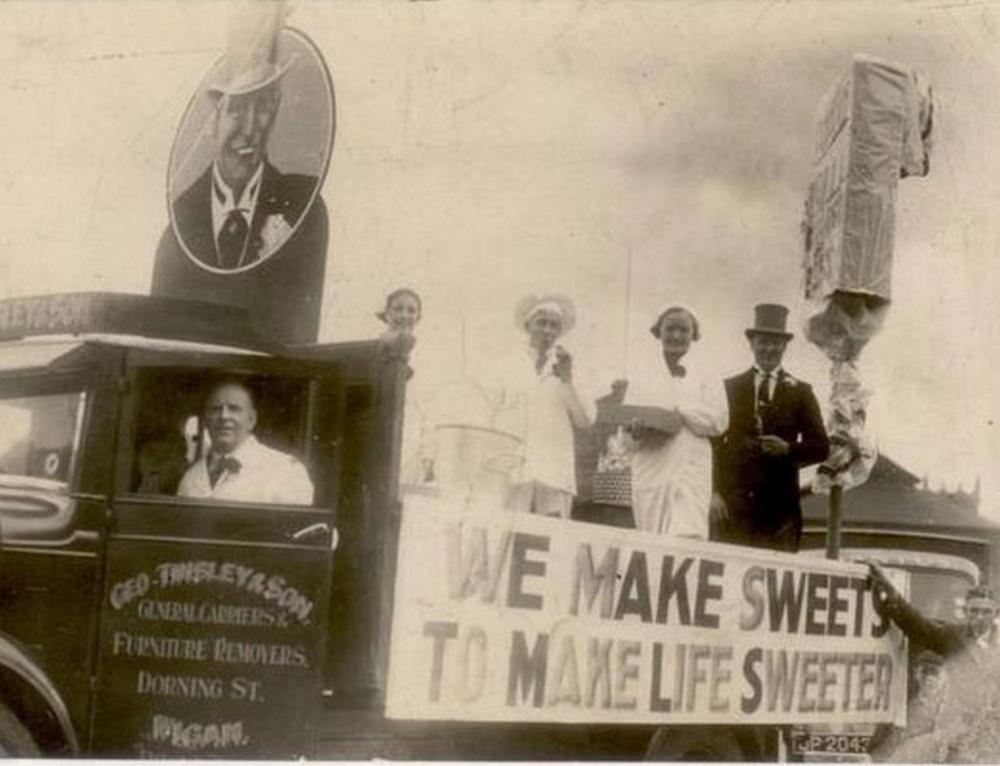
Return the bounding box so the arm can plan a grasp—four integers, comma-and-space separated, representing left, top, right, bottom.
151, 159, 328, 345
168, 160, 318, 271
714, 367, 829, 552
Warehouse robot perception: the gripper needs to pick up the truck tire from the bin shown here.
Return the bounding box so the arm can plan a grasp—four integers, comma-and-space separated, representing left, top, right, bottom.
0, 702, 39, 756
645, 726, 745, 762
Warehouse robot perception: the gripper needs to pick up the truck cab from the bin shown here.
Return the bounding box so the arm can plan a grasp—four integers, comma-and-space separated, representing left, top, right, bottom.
0, 293, 407, 757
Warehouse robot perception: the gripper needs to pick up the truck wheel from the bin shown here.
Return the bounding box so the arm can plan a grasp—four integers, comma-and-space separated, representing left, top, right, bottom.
645, 726, 744, 762
0, 703, 39, 756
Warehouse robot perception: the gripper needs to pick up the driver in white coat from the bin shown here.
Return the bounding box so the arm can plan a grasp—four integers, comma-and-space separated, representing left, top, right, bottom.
178, 378, 314, 505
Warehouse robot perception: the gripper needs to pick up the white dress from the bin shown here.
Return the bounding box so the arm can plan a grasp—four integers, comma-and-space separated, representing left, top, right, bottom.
626, 356, 728, 538
495, 346, 593, 516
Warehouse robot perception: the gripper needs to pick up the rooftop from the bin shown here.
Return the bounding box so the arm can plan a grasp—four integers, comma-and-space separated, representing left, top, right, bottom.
802, 454, 998, 533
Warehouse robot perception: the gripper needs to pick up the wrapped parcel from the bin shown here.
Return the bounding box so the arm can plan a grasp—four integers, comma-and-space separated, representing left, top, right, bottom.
803, 54, 931, 358
803, 54, 932, 491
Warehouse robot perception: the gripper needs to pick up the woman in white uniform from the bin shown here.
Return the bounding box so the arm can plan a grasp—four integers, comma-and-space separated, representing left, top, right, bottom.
500, 293, 593, 518
625, 305, 728, 538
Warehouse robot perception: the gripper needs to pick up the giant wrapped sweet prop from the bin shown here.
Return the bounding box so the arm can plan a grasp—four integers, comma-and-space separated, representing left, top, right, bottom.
803, 54, 932, 491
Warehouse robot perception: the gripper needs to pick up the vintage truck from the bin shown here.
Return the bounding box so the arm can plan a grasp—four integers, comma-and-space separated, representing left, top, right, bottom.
0, 291, 912, 760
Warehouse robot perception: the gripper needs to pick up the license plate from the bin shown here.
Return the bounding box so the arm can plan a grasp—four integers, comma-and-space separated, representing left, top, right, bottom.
789, 732, 872, 756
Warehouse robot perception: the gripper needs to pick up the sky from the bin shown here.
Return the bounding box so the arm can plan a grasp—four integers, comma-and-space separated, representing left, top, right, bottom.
1, 0, 998, 518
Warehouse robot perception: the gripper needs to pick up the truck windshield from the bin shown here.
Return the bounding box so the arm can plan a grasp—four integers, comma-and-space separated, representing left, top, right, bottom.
0, 391, 85, 486
909, 570, 975, 623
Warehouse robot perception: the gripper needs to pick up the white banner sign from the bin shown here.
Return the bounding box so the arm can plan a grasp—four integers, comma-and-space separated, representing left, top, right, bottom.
386, 499, 908, 726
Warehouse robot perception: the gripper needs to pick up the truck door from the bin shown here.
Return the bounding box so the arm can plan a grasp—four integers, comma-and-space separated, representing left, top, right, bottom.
89, 350, 341, 759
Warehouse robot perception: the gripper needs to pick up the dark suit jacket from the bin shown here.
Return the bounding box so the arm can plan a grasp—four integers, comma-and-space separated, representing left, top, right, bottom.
152, 159, 329, 345
170, 160, 317, 270
879, 594, 972, 662
715, 368, 829, 544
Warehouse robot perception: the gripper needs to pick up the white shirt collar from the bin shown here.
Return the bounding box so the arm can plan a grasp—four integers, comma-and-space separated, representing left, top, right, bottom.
754, 366, 783, 380
211, 162, 264, 241
227, 434, 260, 463
754, 367, 782, 400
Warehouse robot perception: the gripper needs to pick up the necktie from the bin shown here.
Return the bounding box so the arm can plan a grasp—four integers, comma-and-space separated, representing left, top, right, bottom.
216, 209, 249, 269
207, 452, 241, 488
757, 372, 772, 410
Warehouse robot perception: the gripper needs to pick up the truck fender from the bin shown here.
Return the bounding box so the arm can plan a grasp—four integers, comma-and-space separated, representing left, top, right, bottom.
0, 631, 79, 754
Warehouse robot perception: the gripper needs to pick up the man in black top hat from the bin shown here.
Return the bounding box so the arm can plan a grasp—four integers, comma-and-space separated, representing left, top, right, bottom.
712, 303, 829, 552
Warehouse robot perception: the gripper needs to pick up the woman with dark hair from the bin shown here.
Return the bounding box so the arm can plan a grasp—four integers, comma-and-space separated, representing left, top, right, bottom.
378, 288, 433, 485
623, 304, 727, 538
377, 287, 422, 336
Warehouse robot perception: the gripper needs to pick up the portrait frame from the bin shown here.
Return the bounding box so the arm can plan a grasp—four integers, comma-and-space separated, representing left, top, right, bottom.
166, 26, 335, 275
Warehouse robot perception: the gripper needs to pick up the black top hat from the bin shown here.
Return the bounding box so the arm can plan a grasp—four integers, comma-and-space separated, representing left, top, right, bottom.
745, 303, 793, 340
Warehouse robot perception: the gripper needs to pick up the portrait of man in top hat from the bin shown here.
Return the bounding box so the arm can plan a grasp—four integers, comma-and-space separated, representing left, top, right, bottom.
152, 0, 335, 344
169, 4, 319, 271
712, 303, 830, 552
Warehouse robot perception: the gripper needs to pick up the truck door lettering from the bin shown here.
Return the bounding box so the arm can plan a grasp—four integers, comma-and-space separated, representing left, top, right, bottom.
150, 714, 248, 750
110, 573, 151, 610
137, 670, 224, 699
229, 677, 264, 702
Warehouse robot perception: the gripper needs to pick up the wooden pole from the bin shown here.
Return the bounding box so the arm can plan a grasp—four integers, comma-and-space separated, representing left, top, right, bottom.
826, 484, 843, 559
